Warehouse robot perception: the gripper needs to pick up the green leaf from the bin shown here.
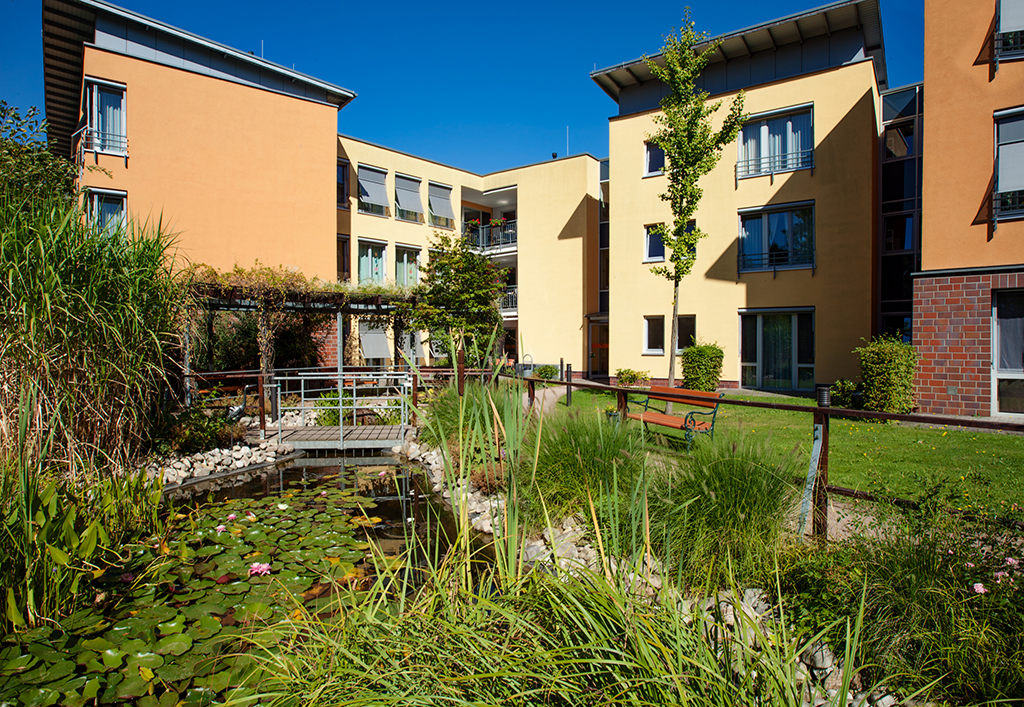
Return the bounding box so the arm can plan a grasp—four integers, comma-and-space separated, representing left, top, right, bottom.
154, 633, 193, 656
101, 648, 126, 670
6, 588, 25, 627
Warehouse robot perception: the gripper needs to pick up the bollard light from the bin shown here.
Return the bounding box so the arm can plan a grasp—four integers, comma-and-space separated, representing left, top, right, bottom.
816, 384, 831, 408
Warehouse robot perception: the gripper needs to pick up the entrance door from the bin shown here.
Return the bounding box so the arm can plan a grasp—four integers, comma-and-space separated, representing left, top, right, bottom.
589, 323, 609, 377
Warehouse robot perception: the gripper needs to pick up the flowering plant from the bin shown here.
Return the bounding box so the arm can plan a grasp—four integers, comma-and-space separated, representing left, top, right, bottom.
466, 218, 481, 228
489, 217, 507, 228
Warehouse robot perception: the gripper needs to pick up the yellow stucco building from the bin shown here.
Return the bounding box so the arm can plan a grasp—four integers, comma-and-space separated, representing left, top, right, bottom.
592, 0, 886, 389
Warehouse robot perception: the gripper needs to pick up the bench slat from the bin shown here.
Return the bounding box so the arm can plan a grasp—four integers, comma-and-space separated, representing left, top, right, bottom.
647, 385, 719, 408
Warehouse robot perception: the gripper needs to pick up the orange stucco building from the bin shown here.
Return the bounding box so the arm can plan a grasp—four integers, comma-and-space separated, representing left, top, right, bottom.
914, 0, 1024, 416
43, 0, 355, 281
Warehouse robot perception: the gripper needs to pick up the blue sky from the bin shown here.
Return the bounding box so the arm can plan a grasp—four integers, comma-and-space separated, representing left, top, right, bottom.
1, 0, 923, 174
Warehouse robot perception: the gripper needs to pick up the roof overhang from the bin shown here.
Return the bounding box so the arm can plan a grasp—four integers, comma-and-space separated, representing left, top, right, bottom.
42, 0, 357, 159
590, 0, 887, 103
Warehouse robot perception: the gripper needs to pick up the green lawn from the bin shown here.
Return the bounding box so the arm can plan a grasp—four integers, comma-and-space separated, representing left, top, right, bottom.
556, 388, 1024, 519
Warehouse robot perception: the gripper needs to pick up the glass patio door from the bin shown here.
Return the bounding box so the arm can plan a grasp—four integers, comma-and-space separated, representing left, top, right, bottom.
761, 314, 793, 389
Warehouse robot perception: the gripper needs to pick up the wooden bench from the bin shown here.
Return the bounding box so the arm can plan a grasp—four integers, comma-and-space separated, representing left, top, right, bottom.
625, 386, 724, 448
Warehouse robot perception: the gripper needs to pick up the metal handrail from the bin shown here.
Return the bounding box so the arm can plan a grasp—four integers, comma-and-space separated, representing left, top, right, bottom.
501, 286, 518, 311
464, 220, 518, 250
272, 369, 412, 446
738, 249, 815, 271
736, 148, 814, 178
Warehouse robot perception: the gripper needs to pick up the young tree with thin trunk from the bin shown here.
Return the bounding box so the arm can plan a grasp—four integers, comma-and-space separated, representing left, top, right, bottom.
645, 13, 745, 411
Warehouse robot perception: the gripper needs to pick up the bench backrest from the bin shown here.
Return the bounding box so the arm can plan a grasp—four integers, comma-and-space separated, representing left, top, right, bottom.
647, 386, 722, 408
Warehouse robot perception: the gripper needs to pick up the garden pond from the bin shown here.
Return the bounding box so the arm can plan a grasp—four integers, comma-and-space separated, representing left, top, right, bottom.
0, 459, 443, 706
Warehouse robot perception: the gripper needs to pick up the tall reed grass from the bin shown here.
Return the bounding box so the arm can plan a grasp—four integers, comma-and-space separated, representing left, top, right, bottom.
0, 191, 183, 470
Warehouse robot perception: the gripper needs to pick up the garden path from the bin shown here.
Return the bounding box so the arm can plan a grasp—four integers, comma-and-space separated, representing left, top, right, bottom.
524, 386, 568, 415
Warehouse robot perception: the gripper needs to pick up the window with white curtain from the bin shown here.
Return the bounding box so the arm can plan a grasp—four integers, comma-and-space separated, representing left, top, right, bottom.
741, 311, 814, 390
738, 107, 813, 177
996, 110, 1024, 219
358, 241, 386, 283
739, 203, 814, 271
87, 189, 126, 233
395, 247, 419, 287
84, 79, 127, 155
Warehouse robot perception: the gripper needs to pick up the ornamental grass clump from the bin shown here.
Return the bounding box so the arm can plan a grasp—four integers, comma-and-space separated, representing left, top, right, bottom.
647, 433, 799, 588
520, 407, 647, 526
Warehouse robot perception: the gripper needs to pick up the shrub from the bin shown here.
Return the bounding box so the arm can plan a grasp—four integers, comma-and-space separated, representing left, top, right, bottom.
680, 340, 724, 392
315, 389, 355, 427
647, 433, 799, 588
534, 364, 558, 380
854, 335, 918, 414
829, 378, 860, 410
615, 368, 650, 387
778, 511, 1024, 704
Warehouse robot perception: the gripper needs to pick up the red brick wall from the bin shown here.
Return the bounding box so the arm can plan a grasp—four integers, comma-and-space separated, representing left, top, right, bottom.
912, 273, 1010, 416
319, 317, 341, 368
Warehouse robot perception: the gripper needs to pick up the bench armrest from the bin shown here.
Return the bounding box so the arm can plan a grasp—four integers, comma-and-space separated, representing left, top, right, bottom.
683, 407, 717, 429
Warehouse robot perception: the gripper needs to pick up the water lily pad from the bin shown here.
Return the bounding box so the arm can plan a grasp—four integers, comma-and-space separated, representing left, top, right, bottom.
182, 685, 217, 706
181, 602, 226, 620
186, 617, 221, 641
234, 602, 273, 623
115, 674, 150, 700
19, 687, 60, 706
156, 616, 186, 635
126, 651, 165, 670
60, 610, 107, 633
79, 636, 114, 652
195, 668, 232, 693
154, 633, 193, 656
3, 652, 40, 673
154, 656, 199, 683
101, 648, 127, 669
26, 643, 63, 663
217, 582, 250, 595
74, 650, 99, 666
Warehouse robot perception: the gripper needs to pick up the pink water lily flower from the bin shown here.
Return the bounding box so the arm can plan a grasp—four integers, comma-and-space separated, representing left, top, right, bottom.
248, 562, 271, 577
215, 524, 227, 533
1007, 557, 1020, 567
227, 514, 237, 521
320, 490, 328, 497
973, 582, 988, 594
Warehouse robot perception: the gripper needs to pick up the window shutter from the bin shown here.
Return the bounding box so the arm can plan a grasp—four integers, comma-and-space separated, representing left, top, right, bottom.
998, 115, 1024, 193
1002, 0, 1024, 33
358, 166, 389, 208
428, 183, 456, 220
395, 175, 424, 212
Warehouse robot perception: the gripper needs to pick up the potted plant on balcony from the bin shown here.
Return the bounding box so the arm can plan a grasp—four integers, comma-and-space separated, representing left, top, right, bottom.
489, 217, 506, 228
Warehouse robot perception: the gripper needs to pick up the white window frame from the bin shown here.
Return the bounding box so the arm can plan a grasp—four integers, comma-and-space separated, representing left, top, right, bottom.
337, 159, 350, 210
739, 309, 815, 391
395, 245, 420, 287
994, 107, 1024, 220
87, 188, 127, 233
357, 239, 387, 284
738, 104, 813, 179
991, 289, 1024, 417
738, 202, 815, 272
83, 78, 127, 156
675, 314, 697, 354
644, 141, 665, 177
643, 315, 665, 356
643, 224, 665, 263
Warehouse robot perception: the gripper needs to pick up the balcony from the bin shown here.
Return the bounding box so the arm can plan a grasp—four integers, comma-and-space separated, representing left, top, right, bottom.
995, 190, 1024, 220
75, 127, 129, 158
738, 249, 815, 272
500, 286, 518, 312
737, 149, 814, 179
465, 220, 517, 252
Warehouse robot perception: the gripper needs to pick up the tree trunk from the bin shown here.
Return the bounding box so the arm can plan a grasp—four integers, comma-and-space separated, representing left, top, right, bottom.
666, 279, 680, 414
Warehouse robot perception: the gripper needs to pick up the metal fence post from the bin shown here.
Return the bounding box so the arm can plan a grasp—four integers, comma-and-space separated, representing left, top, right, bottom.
528, 379, 536, 408
258, 375, 266, 440
411, 372, 419, 426
566, 363, 572, 406
812, 406, 831, 541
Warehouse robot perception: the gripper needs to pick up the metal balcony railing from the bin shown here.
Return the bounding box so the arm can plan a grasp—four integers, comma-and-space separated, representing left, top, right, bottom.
464, 220, 517, 251
738, 249, 815, 272
737, 149, 814, 178
995, 190, 1024, 220
500, 286, 518, 311
79, 128, 128, 155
